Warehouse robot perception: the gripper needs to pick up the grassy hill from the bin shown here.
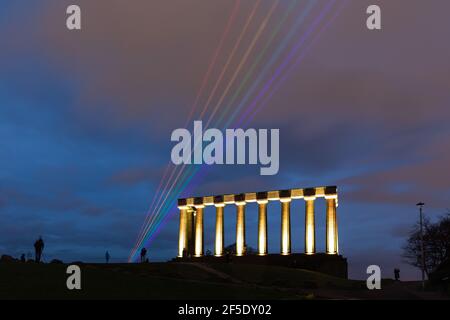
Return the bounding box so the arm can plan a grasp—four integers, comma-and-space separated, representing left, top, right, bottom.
0, 262, 447, 299
207, 262, 362, 289
0, 262, 289, 299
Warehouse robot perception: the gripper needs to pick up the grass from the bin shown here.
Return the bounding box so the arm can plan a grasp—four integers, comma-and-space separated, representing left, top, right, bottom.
207, 263, 364, 290
2, 262, 442, 300
0, 262, 292, 299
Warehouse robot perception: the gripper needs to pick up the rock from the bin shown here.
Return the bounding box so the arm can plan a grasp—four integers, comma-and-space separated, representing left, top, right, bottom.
0, 255, 18, 263
50, 259, 64, 264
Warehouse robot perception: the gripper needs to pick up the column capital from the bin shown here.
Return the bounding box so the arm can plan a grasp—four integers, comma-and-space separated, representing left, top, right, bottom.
177, 198, 188, 210
325, 186, 338, 200
193, 196, 205, 209
279, 190, 291, 203
235, 193, 246, 206
214, 195, 225, 207
256, 192, 268, 204
256, 191, 268, 199
304, 196, 316, 201
193, 197, 204, 206
303, 187, 316, 197
325, 186, 337, 194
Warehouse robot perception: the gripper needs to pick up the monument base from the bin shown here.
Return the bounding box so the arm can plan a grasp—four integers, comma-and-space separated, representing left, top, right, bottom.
175, 253, 348, 279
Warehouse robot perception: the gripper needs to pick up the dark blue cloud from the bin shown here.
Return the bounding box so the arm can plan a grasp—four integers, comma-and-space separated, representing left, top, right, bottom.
0, 0, 449, 281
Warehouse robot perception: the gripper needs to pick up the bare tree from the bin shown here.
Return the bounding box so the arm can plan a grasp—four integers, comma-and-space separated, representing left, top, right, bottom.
403, 212, 450, 275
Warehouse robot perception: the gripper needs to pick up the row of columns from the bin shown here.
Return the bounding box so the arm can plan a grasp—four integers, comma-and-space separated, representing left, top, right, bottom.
178, 189, 339, 258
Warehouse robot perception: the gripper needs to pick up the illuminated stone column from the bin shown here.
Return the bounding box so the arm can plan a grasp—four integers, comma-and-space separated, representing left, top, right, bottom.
280, 190, 291, 255
336, 195, 339, 254
304, 189, 316, 255
256, 192, 268, 256
235, 194, 246, 256
325, 187, 339, 254
336, 204, 339, 253
178, 207, 187, 258
186, 208, 195, 256
194, 198, 204, 257
214, 196, 225, 257
325, 197, 338, 254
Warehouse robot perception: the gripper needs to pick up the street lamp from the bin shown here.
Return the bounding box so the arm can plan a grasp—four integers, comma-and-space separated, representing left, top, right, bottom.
416, 202, 425, 289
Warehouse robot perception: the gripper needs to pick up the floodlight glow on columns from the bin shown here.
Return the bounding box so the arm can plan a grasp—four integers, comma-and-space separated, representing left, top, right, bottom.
193, 198, 204, 257
256, 192, 268, 256
325, 189, 338, 255
177, 185, 340, 259
279, 190, 292, 256
214, 195, 225, 257
177, 205, 188, 258
304, 189, 316, 255
235, 194, 246, 256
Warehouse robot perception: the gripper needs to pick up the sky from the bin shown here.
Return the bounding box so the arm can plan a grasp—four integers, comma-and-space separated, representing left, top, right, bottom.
1, 0, 449, 280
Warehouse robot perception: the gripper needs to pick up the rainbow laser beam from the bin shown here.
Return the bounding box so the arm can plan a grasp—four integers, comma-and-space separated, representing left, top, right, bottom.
130, 0, 241, 259
183, 0, 241, 127
130, 1, 263, 259
215, 0, 315, 129
244, 0, 351, 125
130, 0, 345, 262
128, 1, 328, 260
204, 0, 280, 129
198, 0, 262, 120
225, 0, 332, 129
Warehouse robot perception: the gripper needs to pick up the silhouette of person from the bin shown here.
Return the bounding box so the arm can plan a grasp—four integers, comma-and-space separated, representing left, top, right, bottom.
20, 254, 26, 262
182, 248, 187, 258
34, 237, 44, 263
105, 251, 110, 263
140, 248, 147, 263
394, 268, 400, 281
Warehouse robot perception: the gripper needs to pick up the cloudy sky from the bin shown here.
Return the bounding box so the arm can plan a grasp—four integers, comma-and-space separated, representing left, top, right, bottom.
1, 0, 449, 280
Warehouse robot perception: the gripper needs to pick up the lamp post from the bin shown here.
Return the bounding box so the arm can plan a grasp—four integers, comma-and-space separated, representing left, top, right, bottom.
416, 202, 425, 289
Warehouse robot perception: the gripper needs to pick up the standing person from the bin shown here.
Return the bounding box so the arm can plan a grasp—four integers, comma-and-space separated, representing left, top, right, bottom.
105, 251, 110, 263
394, 268, 400, 281
34, 237, 44, 263
140, 248, 147, 263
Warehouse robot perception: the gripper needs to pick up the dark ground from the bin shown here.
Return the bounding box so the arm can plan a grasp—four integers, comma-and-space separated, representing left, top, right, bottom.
0, 262, 448, 300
